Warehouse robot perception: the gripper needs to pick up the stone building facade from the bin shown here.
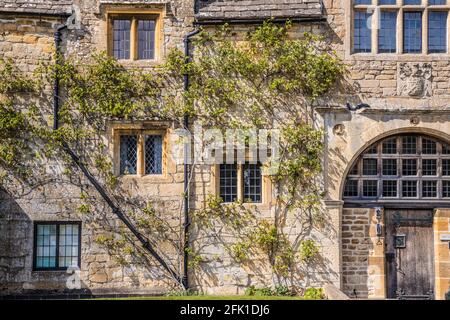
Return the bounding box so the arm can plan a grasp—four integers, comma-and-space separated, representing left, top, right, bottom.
0, 0, 449, 299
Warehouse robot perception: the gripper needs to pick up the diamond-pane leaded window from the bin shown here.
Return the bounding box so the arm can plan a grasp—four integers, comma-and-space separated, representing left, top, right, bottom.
120, 135, 138, 175
220, 164, 238, 203
243, 163, 262, 203
145, 135, 162, 174
343, 134, 450, 202
34, 222, 80, 270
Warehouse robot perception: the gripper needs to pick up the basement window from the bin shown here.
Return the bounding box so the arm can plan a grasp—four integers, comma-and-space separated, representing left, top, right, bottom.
33, 222, 81, 270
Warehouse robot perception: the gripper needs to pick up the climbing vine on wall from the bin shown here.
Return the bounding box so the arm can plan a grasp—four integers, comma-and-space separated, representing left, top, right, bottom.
0, 20, 344, 291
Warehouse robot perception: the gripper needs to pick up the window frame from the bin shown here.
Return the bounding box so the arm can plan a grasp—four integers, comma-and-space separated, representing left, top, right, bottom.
344, 134, 450, 203
107, 11, 162, 62
33, 221, 82, 271
214, 161, 269, 205
115, 129, 166, 177
350, 0, 450, 55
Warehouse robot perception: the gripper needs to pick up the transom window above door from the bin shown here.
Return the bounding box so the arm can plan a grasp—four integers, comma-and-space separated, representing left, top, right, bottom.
344, 134, 450, 201
353, 1, 450, 54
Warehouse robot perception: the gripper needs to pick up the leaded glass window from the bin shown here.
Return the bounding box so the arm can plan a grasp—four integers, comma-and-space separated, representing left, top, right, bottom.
110, 14, 158, 61
34, 222, 81, 270
220, 164, 238, 203
120, 135, 138, 175
145, 135, 162, 174
343, 134, 450, 201
353, 1, 450, 55
243, 163, 262, 203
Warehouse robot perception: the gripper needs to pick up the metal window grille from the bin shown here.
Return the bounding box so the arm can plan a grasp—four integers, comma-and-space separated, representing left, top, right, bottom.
138, 20, 156, 60
220, 164, 238, 203
145, 135, 162, 174
402, 159, 418, 176
243, 163, 262, 203
402, 180, 418, 198
383, 180, 398, 197
422, 180, 438, 198
113, 20, 131, 60
422, 159, 437, 176
120, 135, 138, 175
382, 159, 397, 176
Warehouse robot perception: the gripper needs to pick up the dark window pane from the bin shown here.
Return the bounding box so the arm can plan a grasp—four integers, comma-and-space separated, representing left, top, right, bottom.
443, 159, 450, 176
379, 11, 397, 53
404, 0, 421, 4
354, 11, 372, 53
382, 138, 397, 154
363, 158, 378, 175
363, 180, 378, 197
402, 159, 417, 176
344, 180, 359, 197
113, 19, 131, 60
354, 0, 372, 4
443, 180, 450, 197
402, 180, 417, 197
422, 181, 437, 198
349, 163, 359, 175
422, 138, 437, 154
428, 0, 446, 4
443, 144, 450, 154
402, 136, 417, 154
365, 145, 378, 154
422, 159, 437, 176
145, 135, 162, 174
403, 12, 422, 53
382, 180, 397, 197
382, 159, 397, 175
428, 11, 447, 53
220, 164, 237, 203
379, 0, 396, 4
138, 20, 156, 60
120, 135, 138, 175
243, 163, 262, 203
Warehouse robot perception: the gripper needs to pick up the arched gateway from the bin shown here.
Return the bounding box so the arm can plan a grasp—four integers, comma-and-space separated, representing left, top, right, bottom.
341, 133, 450, 300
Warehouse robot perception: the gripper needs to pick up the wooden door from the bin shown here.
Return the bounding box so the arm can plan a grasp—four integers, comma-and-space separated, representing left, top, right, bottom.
385, 210, 435, 299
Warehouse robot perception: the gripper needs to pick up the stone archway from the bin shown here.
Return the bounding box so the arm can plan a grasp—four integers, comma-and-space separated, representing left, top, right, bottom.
340, 132, 450, 300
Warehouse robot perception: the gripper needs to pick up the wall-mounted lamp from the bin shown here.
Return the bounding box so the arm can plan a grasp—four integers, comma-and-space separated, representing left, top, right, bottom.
375, 207, 382, 220
376, 223, 383, 237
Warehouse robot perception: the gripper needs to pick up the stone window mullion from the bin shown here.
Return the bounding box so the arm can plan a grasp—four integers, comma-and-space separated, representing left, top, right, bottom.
237, 164, 244, 202
423, 7, 429, 54
372, 6, 380, 54
398, 7, 404, 53
137, 133, 145, 176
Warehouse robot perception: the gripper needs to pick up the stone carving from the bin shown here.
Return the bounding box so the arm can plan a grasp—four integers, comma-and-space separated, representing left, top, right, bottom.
397, 62, 432, 97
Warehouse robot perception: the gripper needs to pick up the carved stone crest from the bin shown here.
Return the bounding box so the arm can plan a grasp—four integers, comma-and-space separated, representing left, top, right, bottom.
397, 62, 432, 97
